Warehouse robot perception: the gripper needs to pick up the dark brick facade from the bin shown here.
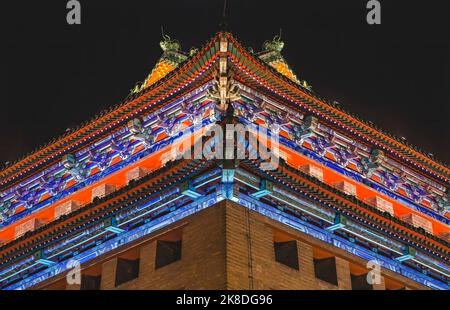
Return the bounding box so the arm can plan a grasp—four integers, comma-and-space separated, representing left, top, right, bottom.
35, 201, 425, 290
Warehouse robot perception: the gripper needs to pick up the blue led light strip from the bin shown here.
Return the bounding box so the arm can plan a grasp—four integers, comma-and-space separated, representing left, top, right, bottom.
2, 117, 216, 228
4, 191, 448, 290
4, 192, 224, 290
0, 168, 220, 284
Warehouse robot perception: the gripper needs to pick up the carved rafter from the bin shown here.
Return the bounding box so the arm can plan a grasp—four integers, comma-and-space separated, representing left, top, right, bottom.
289, 115, 318, 147
181, 100, 207, 126
155, 112, 181, 137
110, 138, 134, 161
265, 110, 290, 134
39, 172, 65, 196
359, 149, 385, 178
333, 142, 359, 167
88, 149, 111, 172
128, 118, 156, 147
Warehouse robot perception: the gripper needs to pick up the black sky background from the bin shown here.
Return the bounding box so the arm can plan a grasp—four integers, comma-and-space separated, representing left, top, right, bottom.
0, 0, 449, 166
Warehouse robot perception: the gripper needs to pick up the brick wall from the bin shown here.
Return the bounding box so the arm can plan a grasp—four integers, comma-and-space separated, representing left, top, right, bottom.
225, 201, 425, 290
103, 201, 227, 290
36, 201, 426, 290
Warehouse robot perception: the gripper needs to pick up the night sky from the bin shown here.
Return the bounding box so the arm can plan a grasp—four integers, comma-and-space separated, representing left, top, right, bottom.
1, 0, 449, 166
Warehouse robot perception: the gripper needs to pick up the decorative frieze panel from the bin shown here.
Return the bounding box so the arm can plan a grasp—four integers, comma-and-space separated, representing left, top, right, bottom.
63, 154, 90, 182
234, 97, 266, 122
265, 110, 290, 134
232, 89, 447, 217
334, 181, 357, 196
13, 187, 41, 210
403, 183, 433, 204
300, 164, 324, 182
92, 183, 116, 200
38, 172, 65, 197
0, 89, 216, 228
155, 111, 182, 137
181, 100, 208, 126
128, 118, 156, 147
87, 148, 111, 172
365, 196, 395, 216
435, 189, 450, 215
110, 138, 134, 160
332, 143, 359, 167
401, 213, 433, 234
289, 115, 318, 147
54, 200, 82, 219
0, 198, 12, 224
126, 167, 149, 183
379, 170, 406, 191
310, 132, 336, 157
359, 149, 385, 178
14, 218, 44, 239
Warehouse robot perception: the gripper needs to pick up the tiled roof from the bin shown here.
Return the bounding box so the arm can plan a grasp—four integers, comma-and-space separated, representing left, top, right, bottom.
1, 32, 448, 189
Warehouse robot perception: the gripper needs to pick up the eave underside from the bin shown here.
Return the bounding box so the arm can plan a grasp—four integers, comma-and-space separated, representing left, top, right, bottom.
0, 149, 449, 290
1, 32, 448, 190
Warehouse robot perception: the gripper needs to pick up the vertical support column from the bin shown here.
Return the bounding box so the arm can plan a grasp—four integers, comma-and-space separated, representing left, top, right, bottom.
139, 243, 155, 273
373, 276, 386, 290
138, 243, 156, 288
225, 202, 251, 290
296, 241, 316, 289
335, 257, 352, 290
66, 282, 81, 290
100, 258, 118, 289
222, 159, 235, 184
219, 33, 228, 111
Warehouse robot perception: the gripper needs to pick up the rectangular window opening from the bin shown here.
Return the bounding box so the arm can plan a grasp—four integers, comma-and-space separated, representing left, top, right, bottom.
115, 258, 140, 287
115, 248, 141, 287
155, 229, 183, 270
351, 273, 373, 290
80, 274, 101, 290
350, 263, 373, 290
273, 230, 299, 270
314, 257, 338, 286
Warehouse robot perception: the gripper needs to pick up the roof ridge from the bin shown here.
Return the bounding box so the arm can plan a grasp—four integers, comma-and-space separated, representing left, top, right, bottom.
1, 31, 448, 187
224, 32, 450, 179
0, 33, 222, 184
